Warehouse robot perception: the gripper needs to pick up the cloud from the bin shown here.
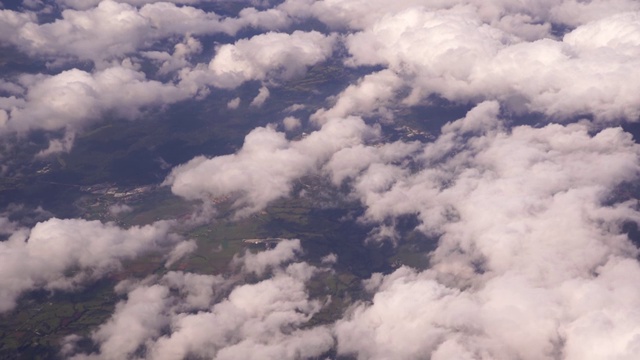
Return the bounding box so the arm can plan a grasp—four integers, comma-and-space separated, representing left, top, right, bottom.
227, 97, 241, 109
0, 6, 35, 37
184, 30, 336, 89
176, 30, 336, 97
550, 0, 640, 27
104, 82, 637, 357
323, 139, 421, 191
0, 3, 318, 153
250, 85, 270, 107
164, 116, 378, 217
282, 116, 301, 131
0, 64, 195, 150
82, 284, 171, 360
142, 35, 203, 75
232, 239, 302, 276
35, 131, 76, 157
6, 1, 152, 64
311, 69, 404, 124
58, 0, 205, 11
0, 218, 187, 313
279, 0, 433, 30
0, 216, 20, 237
280, 0, 640, 37
108, 204, 133, 216
147, 265, 332, 360
338, 8, 640, 122
329, 102, 640, 359
0, 0, 291, 65
165, 240, 198, 268
321, 253, 337, 265
65, 240, 334, 360
284, 104, 306, 113
243, 3, 640, 125
563, 11, 640, 57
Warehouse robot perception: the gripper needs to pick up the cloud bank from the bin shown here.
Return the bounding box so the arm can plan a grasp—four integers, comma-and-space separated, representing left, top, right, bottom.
331, 102, 640, 359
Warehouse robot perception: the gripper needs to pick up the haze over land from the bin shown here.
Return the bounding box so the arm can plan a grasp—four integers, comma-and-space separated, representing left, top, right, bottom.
2, 0, 640, 359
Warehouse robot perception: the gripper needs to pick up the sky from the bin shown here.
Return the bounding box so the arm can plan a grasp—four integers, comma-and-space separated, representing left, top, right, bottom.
2, 0, 640, 359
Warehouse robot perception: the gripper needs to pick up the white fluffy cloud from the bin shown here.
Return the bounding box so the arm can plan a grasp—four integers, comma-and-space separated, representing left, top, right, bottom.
150, 91, 640, 358
232, 239, 302, 276
174, 30, 336, 98
227, 97, 241, 109
329, 102, 640, 359
550, 0, 640, 27
338, 8, 640, 123
14, 1, 154, 63
0, 3, 329, 153
279, 0, 640, 36
58, 0, 205, 11
0, 218, 188, 313
311, 69, 404, 124
250, 85, 270, 107
0, 0, 291, 65
0, 60, 204, 153
201, 30, 336, 89
164, 116, 377, 217
282, 116, 301, 131
142, 35, 203, 75
0, 64, 193, 137
65, 240, 335, 360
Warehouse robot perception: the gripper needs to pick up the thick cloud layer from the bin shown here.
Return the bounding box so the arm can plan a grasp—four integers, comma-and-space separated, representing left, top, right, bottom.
0, 218, 190, 313
329, 102, 640, 359
279, 0, 640, 34
338, 8, 640, 123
